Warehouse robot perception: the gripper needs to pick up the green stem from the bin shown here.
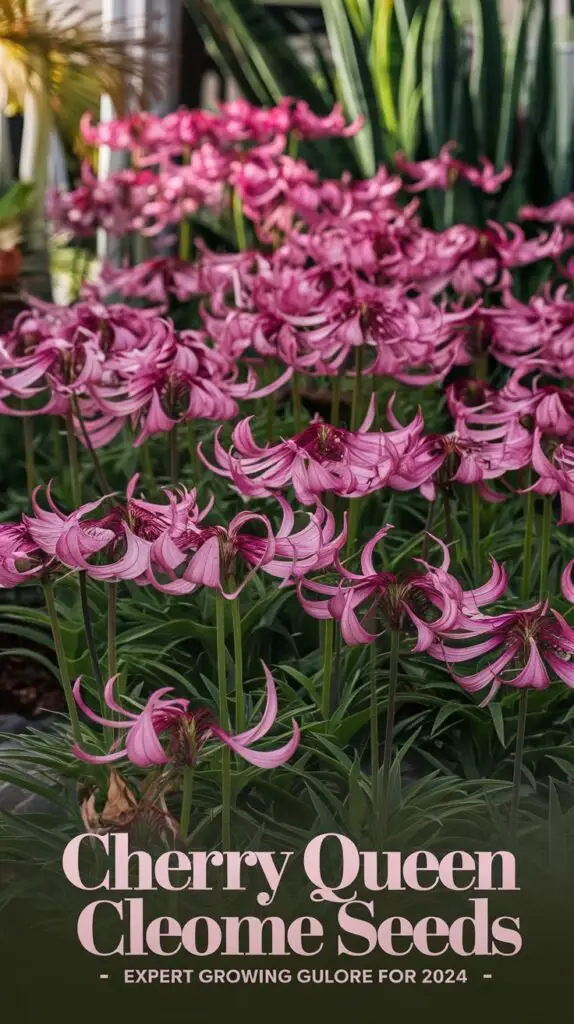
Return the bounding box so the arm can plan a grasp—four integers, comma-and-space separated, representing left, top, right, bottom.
51, 417, 64, 480
22, 416, 35, 495
43, 580, 82, 744
215, 593, 231, 850
288, 131, 299, 160
380, 631, 400, 838
421, 500, 435, 561
73, 398, 112, 499
471, 484, 481, 581
539, 495, 553, 601
350, 347, 364, 431
107, 581, 117, 681
179, 220, 191, 261
230, 593, 245, 733
65, 408, 82, 506
291, 372, 302, 432
79, 573, 104, 690
370, 640, 380, 837
266, 391, 277, 444
330, 374, 342, 426
521, 479, 535, 602
179, 147, 192, 260
442, 488, 453, 546
232, 189, 247, 251
186, 421, 200, 479
321, 617, 334, 720
346, 497, 362, 558
179, 766, 194, 843
168, 426, 179, 487
510, 692, 528, 839
141, 443, 157, 496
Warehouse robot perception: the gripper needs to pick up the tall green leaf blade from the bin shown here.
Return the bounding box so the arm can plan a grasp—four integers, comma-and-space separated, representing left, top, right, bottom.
495, 0, 537, 171
468, 0, 505, 159
184, 0, 330, 110
321, 0, 380, 176
398, 11, 423, 157
422, 0, 458, 154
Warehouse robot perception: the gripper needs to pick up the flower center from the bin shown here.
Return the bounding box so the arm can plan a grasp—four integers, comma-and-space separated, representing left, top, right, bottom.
298, 423, 346, 462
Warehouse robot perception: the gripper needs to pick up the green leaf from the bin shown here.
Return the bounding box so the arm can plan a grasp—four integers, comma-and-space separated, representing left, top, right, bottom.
422, 0, 458, 154
495, 0, 536, 171
468, 0, 505, 159
321, 0, 380, 175
398, 11, 423, 157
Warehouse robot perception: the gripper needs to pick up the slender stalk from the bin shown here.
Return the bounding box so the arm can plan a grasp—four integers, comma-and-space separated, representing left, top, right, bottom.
346, 497, 362, 557
471, 484, 481, 580
369, 640, 380, 837
51, 418, 64, 479
332, 625, 342, 710
539, 495, 553, 600
215, 593, 231, 850
291, 372, 302, 432
179, 766, 194, 843
330, 374, 342, 426
141, 443, 157, 496
72, 398, 112, 499
266, 391, 277, 444
44, 580, 82, 744
232, 189, 247, 251
186, 421, 200, 479
421, 500, 436, 561
168, 426, 179, 486
380, 631, 400, 838
79, 573, 104, 690
350, 347, 364, 431
521, 479, 535, 602
22, 416, 35, 494
179, 219, 191, 261
510, 692, 528, 838
288, 131, 299, 160
107, 582, 117, 681
230, 591, 245, 733
179, 147, 192, 260
442, 488, 453, 546
321, 617, 334, 720
65, 408, 82, 506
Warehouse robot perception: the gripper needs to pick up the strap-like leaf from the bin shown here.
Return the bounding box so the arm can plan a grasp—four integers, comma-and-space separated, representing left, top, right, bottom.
321, 0, 379, 176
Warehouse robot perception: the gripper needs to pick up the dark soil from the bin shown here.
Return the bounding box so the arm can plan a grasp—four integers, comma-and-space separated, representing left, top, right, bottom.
0, 639, 64, 718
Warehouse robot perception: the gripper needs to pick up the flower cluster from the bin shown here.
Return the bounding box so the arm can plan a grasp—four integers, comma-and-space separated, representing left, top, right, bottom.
2, 476, 345, 593
0, 295, 289, 446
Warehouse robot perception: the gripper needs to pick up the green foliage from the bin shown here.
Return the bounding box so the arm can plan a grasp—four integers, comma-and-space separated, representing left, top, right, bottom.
182, 0, 571, 226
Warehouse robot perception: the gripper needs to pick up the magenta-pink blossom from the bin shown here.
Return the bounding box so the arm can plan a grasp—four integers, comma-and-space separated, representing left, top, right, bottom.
395, 143, 511, 194
72, 666, 299, 769
428, 603, 574, 704
199, 396, 397, 504
298, 529, 507, 647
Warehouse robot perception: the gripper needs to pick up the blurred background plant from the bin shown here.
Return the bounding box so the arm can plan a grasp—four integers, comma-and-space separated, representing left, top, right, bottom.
183, 0, 574, 226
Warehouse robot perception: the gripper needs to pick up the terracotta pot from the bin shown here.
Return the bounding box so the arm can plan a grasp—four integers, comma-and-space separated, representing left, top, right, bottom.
0, 247, 23, 285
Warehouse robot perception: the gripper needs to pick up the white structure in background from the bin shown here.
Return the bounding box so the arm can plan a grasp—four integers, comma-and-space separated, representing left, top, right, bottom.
97, 0, 179, 259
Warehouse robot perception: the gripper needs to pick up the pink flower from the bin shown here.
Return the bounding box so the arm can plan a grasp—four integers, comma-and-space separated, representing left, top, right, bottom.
520, 196, 574, 225
0, 522, 52, 587
24, 476, 211, 590
384, 401, 531, 501
298, 530, 507, 647
199, 396, 397, 504
72, 666, 300, 769
291, 101, 364, 140
528, 429, 574, 524
395, 143, 511, 194
182, 499, 346, 595
484, 286, 574, 374
428, 603, 574, 704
